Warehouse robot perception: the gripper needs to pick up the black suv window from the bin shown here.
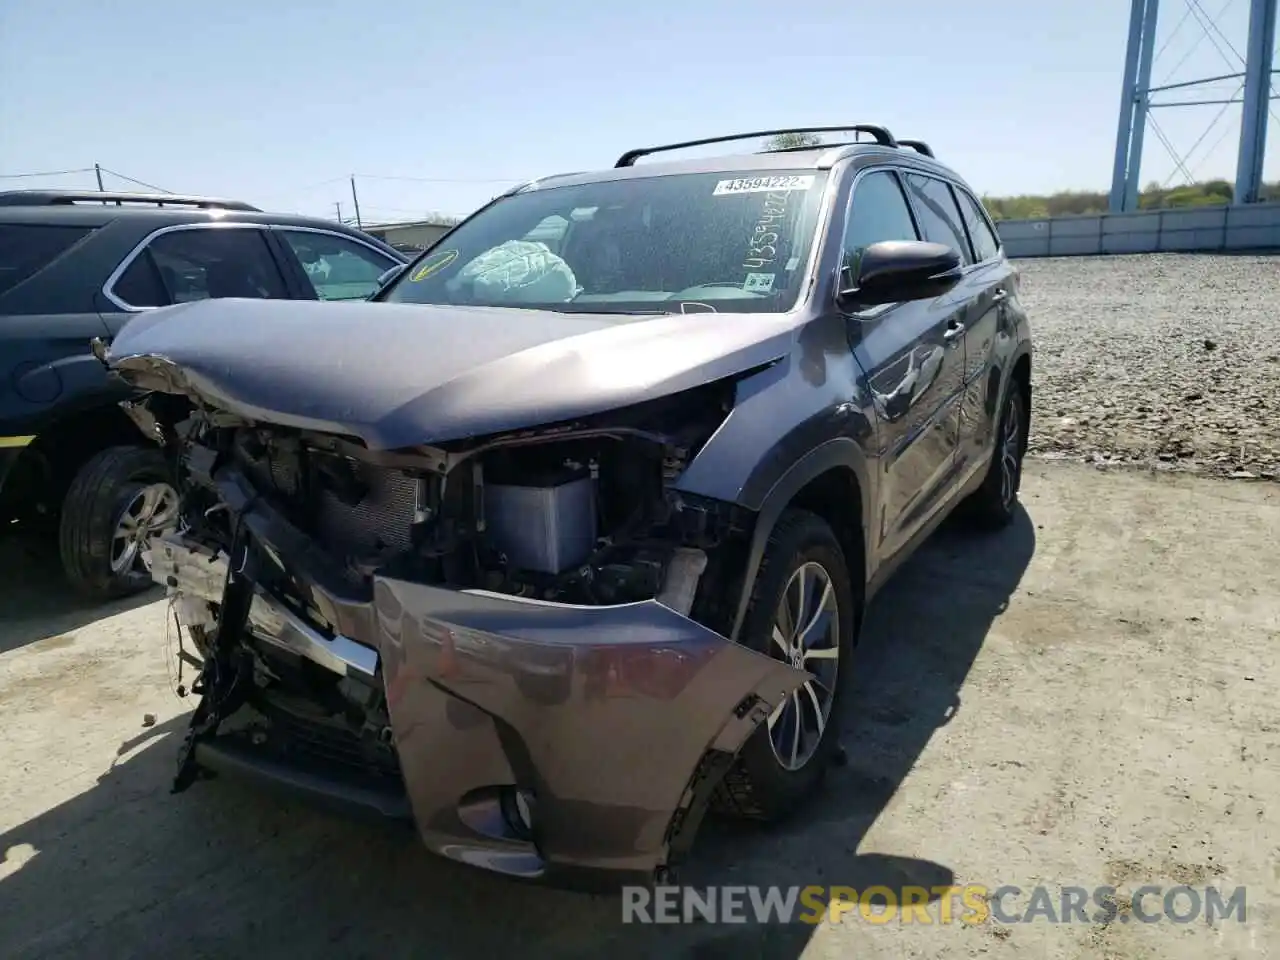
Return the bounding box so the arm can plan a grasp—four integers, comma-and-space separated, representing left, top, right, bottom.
903, 174, 973, 265
111, 228, 288, 309
954, 189, 1001, 262
278, 230, 399, 301
0, 224, 95, 296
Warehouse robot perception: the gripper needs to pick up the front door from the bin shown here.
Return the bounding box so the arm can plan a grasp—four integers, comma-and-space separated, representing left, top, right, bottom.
842, 169, 968, 560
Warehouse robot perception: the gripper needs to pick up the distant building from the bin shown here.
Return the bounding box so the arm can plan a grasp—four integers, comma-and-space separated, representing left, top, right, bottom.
362, 219, 456, 253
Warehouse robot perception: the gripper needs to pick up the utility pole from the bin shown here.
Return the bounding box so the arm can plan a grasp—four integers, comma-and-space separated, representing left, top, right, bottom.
334, 201, 343, 223
94, 163, 105, 192
349, 175, 363, 229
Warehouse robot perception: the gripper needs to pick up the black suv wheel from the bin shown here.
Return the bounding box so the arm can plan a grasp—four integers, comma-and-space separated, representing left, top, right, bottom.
58, 445, 178, 600
714, 509, 855, 822
966, 385, 1028, 528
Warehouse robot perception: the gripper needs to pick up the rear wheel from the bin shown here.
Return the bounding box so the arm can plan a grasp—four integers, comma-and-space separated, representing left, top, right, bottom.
713, 509, 855, 822
965, 385, 1027, 529
58, 445, 178, 600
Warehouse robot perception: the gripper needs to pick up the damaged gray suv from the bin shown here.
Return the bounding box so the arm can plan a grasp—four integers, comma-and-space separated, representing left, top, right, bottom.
101, 125, 1032, 890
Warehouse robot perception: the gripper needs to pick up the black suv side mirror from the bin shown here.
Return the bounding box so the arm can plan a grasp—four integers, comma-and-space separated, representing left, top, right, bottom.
838, 240, 963, 310
375, 262, 408, 291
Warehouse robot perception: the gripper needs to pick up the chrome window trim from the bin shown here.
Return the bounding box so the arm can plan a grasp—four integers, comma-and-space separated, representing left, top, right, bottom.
102, 222, 400, 312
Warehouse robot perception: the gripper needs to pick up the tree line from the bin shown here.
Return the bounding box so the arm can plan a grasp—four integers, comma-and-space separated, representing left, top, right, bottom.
757, 134, 1280, 221
981, 180, 1280, 221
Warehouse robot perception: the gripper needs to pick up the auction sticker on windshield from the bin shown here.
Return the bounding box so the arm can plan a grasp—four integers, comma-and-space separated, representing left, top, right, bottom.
713, 175, 815, 196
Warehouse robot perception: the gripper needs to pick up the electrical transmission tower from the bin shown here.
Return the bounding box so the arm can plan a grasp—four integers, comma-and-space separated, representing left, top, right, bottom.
1110, 0, 1278, 211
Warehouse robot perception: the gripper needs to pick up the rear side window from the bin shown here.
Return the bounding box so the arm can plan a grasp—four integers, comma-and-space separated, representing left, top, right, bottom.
903, 174, 973, 264
110, 228, 289, 309
0, 224, 95, 296
955, 189, 1001, 262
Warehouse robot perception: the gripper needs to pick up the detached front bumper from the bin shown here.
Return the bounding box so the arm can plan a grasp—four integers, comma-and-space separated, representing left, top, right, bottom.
156, 467, 807, 890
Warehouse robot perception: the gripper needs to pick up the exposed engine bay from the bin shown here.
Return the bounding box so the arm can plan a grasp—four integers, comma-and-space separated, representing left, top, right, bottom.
156, 378, 747, 614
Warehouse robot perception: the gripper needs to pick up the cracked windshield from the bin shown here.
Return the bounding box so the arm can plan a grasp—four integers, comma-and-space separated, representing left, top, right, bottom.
383, 170, 828, 313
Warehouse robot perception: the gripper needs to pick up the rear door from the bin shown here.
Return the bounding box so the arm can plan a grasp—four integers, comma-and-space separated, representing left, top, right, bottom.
949, 185, 1017, 475
843, 168, 968, 561
0, 221, 113, 464
98, 224, 292, 335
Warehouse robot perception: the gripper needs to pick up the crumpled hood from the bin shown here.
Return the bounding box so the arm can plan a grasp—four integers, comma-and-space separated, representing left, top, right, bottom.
106, 298, 795, 449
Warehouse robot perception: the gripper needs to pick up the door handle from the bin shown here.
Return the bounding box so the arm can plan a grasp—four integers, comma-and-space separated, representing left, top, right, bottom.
943, 322, 965, 341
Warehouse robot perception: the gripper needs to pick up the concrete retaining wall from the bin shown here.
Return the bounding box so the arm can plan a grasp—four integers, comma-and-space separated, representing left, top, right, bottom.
995, 203, 1280, 258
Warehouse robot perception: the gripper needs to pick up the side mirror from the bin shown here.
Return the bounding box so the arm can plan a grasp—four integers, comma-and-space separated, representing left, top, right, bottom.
838, 240, 963, 309
375, 262, 408, 290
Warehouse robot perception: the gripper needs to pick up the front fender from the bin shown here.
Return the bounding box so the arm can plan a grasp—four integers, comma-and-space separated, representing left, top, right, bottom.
725, 437, 872, 642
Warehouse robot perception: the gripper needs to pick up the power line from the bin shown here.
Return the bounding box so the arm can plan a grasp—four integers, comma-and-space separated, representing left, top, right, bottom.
0, 167, 94, 180
354, 173, 521, 184
97, 166, 174, 193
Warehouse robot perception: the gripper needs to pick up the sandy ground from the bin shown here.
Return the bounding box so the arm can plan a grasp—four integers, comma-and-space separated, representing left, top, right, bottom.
1, 461, 1277, 960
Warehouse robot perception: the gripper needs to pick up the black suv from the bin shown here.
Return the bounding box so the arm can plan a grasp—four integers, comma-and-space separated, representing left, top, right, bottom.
104, 125, 1031, 888
0, 191, 406, 598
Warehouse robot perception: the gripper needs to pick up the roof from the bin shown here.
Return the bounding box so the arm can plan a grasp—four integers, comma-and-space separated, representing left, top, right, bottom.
0, 194, 398, 243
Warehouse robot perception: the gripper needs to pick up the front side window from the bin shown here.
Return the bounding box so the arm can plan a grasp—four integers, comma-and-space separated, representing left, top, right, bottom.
903, 174, 973, 265
382, 169, 830, 314
840, 170, 919, 285
111, 228, 288, 308
0, 224, 95, 296
279, 230, 399, 301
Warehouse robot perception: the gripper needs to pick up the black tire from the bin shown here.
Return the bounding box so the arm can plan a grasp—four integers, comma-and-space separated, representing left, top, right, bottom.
965, 384, 1028, 529
713, 509, 857, 822
58, 445, 173, 600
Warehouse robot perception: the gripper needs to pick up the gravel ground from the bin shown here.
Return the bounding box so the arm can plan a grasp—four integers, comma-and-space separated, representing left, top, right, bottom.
2, 463, 1278, 960
1017, 253, 1280, 480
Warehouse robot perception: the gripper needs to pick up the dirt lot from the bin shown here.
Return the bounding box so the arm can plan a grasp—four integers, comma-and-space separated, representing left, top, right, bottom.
2, 460, 1277, 960
1020, 253, 1280, 480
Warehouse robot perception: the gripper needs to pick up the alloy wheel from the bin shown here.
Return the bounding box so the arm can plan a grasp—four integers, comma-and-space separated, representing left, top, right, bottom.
110, 482, 180, 575
999, 396, 1022, 510
767, 561, 841, 771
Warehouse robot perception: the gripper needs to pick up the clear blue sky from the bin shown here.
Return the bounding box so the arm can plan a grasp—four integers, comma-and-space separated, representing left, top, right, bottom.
2, 0, 1276, 223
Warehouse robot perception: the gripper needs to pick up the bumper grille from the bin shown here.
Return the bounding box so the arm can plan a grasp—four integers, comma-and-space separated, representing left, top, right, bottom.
260, 698, 402, 782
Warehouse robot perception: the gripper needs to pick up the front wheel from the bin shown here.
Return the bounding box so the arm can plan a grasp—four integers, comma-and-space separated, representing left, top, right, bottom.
58, 445, 179, 600
713, 509, 856, 822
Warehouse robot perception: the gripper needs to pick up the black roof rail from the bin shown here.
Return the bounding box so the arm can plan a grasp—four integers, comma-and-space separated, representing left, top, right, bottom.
897, 139, 935, 158
615, 125, 898, 167
0, 190, 260, 212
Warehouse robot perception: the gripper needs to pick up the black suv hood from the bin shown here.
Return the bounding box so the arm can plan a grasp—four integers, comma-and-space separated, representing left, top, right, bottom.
106, 298, 794, 449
